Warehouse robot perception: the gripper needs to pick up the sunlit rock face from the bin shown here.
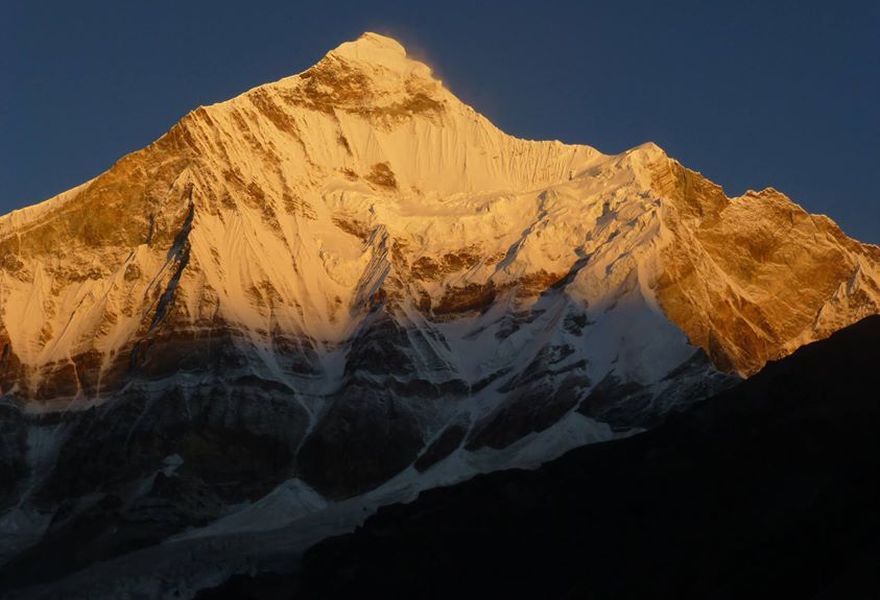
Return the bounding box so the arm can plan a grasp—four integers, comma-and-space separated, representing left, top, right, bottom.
646, 156, 880, 375
0, 32, 878, 591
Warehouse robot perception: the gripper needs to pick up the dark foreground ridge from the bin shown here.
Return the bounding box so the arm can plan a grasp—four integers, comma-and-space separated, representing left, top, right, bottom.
205, 315, 880, 599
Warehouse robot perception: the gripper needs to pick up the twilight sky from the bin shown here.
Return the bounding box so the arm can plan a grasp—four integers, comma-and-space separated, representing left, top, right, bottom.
2, 0, 878, 242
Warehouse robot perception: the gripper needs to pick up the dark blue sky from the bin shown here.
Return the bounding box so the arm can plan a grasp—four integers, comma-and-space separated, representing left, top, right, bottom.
3, 0, 878, 242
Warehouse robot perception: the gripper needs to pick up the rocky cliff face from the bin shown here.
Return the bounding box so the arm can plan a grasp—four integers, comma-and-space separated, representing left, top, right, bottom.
1, 32, 878, 596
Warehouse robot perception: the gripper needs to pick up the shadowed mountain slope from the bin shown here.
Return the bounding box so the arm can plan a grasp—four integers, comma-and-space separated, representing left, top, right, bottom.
295, 315, 880, 599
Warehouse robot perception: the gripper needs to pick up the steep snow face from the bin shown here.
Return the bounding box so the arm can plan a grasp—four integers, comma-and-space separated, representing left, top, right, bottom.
0, 31, 602, 405
0, 32, 878, 591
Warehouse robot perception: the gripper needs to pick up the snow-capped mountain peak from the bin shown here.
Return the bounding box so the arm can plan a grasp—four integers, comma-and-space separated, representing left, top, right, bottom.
1, 33, 878, 593
325, 31, 414, 71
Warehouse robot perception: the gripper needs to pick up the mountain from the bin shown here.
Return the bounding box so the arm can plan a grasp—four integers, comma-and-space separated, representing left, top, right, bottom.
291, 315, 880, 599
0, 32, 878, 596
